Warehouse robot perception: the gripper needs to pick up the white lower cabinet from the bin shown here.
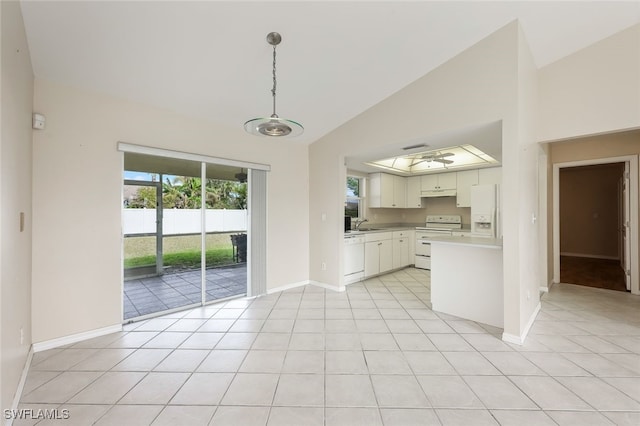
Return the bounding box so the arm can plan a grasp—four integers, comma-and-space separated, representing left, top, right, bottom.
408, 230, 415, 261
364, 230, 415, 277
364, 232, 393, 277
392, 230, 411, 269
365, 240, 393, 277
392, 238, 409, 269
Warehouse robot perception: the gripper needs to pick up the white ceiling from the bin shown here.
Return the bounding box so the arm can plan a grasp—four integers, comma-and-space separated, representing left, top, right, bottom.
20, 1, 640, 148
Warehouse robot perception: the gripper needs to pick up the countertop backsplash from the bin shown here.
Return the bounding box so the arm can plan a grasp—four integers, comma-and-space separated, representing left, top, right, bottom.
363, 196, 471, 228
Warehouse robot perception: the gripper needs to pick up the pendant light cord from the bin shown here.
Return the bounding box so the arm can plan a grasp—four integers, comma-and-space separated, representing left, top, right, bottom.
271, 45, 277, 117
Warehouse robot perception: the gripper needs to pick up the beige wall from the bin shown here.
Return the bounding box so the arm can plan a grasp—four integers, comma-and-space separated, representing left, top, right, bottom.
1, 0, 34, 411
548, 130, 640, 283
310, 21, 542, 339
538, 24, 640, 142
539, 23, 640, 288
32, 79, 309, 343
560, 164, 624, 259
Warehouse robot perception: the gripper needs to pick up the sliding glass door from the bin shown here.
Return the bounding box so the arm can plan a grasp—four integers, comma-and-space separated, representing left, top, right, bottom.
122, 152, 249, 321
204, 164, 248, 303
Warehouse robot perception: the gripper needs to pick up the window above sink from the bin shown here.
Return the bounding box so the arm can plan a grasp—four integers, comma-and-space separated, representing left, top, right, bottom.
345, 175, 363, 219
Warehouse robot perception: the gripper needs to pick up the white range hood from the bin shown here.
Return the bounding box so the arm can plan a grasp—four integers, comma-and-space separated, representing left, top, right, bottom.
421, 189, 457, 197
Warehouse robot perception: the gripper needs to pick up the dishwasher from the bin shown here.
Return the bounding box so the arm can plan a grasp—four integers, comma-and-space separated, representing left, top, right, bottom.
344, 234, 365, 284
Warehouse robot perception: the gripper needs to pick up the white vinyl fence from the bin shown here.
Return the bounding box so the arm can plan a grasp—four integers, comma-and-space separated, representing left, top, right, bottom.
123, 209, 247, 235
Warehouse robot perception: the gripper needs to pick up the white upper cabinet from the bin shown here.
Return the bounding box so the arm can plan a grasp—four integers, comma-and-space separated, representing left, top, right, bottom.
421, 174, 439, 192
456, 169, 479, 207
393, 175, 406, 208
369, 173, 407, 208
478, 167, 502, 185
421, 172, 456, 192
406, 176, 422, 208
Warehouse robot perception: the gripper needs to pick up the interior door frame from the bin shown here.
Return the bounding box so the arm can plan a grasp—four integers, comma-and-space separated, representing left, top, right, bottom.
622, 162, 631, 290
552, 155, 639, 295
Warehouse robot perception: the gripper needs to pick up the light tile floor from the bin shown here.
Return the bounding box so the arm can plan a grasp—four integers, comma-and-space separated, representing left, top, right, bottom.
124, 265, 247, 319
16, 268, 640, 425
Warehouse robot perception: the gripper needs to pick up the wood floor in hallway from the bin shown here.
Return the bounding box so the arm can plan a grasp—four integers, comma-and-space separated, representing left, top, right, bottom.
560, 255, 627, 292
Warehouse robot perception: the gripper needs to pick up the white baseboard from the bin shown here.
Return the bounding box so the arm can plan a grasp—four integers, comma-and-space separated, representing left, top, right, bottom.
267, 280, 310, 294
539, 279, 556, 293
309, 280, 345, 292
7, 347, 34, 426
560, 252, 618, 260
32, 324, 123, 353
502, 302, 541, 345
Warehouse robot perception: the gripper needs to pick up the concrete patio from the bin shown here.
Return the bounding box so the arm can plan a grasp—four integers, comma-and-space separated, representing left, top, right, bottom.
124, 264, 246, 320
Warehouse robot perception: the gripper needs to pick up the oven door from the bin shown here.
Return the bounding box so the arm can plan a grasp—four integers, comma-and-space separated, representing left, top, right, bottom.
415, 239, 431, 256
415, 254, 431, 270
415, 236, 431, 270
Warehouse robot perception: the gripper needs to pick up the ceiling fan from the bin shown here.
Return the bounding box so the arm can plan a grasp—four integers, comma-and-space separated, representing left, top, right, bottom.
411, 152, 454, 166
235, 168, 247, 183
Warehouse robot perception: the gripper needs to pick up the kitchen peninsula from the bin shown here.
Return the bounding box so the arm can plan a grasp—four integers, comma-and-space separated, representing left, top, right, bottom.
427, 236, 504, 328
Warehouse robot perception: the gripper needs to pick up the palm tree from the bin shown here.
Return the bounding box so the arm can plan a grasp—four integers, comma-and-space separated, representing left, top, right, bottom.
126, 174, 246, 210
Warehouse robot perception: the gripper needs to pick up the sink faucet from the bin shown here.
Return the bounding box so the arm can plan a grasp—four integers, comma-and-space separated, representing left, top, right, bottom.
355, 218, 368, 231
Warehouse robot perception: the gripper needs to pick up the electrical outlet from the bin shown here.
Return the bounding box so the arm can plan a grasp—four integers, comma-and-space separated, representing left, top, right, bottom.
321, 262, 326, 271
20, 327, 24, 345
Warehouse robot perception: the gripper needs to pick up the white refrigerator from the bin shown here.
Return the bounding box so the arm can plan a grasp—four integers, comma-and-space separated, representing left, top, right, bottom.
470, 184, 500, 238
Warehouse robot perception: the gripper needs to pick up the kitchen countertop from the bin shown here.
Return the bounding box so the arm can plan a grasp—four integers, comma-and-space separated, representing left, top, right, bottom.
421, 235, 503, 249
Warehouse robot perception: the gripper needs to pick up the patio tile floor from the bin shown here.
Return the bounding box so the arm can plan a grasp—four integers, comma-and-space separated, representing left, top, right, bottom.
124, 264, 247, 320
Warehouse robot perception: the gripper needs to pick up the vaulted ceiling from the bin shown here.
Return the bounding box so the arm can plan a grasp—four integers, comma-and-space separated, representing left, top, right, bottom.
20, 1, 640, 146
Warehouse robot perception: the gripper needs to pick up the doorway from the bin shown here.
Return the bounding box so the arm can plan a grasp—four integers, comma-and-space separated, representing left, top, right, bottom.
559, 163, 626, 291
121, 150, 257, 321
553, 155, 639, 295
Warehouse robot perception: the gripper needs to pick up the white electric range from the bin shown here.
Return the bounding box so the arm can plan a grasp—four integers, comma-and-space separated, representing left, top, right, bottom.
415, 215, 462, 270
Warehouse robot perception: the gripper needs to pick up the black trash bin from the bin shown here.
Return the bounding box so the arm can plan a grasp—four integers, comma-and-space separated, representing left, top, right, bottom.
230, 233, 247, 263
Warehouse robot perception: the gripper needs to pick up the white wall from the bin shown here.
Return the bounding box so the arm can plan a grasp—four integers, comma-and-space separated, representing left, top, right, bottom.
514, 25, 541, 339
310, 22, 535, 339
538, 24, 640, 142
0, 0, 34, 411
32, 80, 309, 343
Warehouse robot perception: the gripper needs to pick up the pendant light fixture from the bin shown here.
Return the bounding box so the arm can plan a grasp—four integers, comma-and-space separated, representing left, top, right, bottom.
244, 32, 304, 137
